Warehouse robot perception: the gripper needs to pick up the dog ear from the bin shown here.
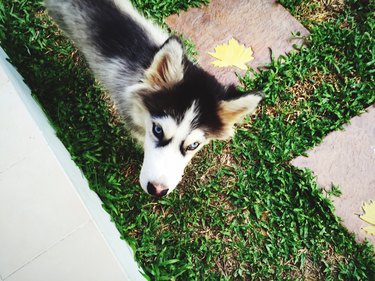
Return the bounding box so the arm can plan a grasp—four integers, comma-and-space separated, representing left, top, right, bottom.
216, 86, 263, 139
144, 36, 185, 89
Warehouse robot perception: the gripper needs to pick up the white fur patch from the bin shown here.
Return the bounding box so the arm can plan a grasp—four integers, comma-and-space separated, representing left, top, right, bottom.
139, 102, 208, 194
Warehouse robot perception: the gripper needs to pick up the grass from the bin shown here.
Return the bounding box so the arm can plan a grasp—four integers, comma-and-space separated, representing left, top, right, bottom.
1, 0, 374, 279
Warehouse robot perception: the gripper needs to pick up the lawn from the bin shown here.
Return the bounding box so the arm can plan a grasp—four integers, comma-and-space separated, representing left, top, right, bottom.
1, 0, 374, 279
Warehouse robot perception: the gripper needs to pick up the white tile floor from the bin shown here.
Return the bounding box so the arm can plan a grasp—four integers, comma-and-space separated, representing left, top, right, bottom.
0, 48, 146, 281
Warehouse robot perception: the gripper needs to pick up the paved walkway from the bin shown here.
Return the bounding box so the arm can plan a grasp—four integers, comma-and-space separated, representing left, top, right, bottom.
292, 107, 375, 245
166, 0, 374, 245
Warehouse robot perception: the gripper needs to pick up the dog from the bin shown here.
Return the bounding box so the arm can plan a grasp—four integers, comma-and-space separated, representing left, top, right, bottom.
45, 0, 262, 197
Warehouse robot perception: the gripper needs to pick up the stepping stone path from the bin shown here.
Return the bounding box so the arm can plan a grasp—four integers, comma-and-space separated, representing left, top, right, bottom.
292, 107, 375, 245
166, 0, 309, 85
166, 0, 375, 244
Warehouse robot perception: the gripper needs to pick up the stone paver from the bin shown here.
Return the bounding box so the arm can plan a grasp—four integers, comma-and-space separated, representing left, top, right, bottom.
292, 106, 375, 245
166, 0, 309, 85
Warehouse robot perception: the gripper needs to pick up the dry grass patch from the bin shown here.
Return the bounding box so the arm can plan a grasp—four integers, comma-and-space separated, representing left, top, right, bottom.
284, 244, 348, 280
262, 69, 340, 122
178, 141, 240, 194
295, 0, 346, 23
286, 250, 324, 280
211, 246, 242, 278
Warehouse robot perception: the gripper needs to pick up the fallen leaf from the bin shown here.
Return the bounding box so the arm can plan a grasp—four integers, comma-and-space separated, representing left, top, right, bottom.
208, 38, 254, 70
360, 201, 375, 236
363, 226, 375, 235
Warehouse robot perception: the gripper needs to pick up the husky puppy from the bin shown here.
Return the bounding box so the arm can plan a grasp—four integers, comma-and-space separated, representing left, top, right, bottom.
45, 0, 262, 197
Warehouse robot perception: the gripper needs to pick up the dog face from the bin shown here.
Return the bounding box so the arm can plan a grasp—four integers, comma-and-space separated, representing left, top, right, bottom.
130, 37, 262, 197
140, 104, 209, 196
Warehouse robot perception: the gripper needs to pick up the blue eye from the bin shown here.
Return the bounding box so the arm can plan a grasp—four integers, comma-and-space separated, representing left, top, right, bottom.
186, 142, 200, 151
152, 123, 164, 139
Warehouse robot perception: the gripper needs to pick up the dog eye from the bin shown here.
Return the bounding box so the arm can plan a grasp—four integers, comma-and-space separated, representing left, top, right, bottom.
152, 123, 164, 139
186, 142, 200, 151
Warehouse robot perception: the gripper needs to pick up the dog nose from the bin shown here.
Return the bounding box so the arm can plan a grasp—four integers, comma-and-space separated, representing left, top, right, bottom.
147, 182, 169, 197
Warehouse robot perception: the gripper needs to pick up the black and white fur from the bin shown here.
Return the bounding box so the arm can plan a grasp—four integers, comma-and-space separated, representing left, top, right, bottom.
45, 0, 262, 197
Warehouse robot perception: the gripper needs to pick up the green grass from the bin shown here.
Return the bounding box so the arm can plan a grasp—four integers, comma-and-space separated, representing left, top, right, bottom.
1, 0, 374, 279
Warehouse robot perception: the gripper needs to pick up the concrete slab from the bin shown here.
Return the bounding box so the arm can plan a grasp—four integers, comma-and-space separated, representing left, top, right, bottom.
292, 106, 375, 245
166, 0, 309, 85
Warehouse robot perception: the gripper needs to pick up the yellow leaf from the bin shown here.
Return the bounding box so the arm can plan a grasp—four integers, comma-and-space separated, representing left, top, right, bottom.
360, 201, 375, 236
362, 226, 375, 235
208, 38, 254, 70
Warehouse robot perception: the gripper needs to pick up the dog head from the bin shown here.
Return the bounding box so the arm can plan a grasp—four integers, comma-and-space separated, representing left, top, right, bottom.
130, 37, 262, 197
